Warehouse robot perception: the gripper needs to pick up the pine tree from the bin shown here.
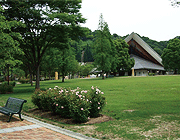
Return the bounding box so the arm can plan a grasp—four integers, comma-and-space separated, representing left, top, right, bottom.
93, 14, 113, 79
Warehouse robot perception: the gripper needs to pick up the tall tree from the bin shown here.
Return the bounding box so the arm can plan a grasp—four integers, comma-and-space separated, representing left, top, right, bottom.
171, 0, 180, 6
113, 39, 135, 75
41, 47, 60, 80
0, 0, 86, 89
161, 38, 180, 74
59, 46, 78, 82
0, 5, 24, 84
93, 14, 113, 79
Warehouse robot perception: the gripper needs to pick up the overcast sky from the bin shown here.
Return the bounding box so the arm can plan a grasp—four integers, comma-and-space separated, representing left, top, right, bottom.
80, 0, 180, 41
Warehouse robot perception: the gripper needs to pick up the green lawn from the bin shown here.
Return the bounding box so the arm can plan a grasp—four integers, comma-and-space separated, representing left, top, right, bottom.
1, 75, 180, 139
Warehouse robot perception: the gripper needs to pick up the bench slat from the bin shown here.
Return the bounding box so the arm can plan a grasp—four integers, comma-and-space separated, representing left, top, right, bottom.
0, 97, 27, 122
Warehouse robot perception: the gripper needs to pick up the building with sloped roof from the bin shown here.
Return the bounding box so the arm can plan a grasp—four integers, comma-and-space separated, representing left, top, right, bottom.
124, 32, 165, 76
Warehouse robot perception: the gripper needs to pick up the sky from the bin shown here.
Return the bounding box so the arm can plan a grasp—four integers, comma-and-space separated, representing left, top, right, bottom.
80, 0, 180, 41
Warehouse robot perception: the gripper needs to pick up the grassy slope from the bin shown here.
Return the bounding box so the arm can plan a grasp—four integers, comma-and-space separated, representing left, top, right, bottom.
1, 75, 180, 139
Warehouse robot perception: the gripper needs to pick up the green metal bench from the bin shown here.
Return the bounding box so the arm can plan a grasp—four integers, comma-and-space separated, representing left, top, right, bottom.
0, 97, 27, 122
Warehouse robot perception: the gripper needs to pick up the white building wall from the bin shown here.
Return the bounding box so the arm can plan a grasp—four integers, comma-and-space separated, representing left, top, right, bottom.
135, 70, 148, 76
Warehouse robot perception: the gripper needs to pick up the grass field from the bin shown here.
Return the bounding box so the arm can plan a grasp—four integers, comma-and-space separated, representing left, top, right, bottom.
1, 75, 180, 139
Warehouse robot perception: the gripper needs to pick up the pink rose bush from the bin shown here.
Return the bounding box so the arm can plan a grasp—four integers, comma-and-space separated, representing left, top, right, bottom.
32, 86, 106, 123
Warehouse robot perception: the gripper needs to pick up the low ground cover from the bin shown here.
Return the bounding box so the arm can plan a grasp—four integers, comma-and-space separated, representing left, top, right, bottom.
0, 75, 180, 139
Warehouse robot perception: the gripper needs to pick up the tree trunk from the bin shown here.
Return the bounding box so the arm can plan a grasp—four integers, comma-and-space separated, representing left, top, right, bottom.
35, 65, 40, 89
25, 71, 28, 79
30, 73, 33, 86
102, 70, 104, 79
49, 70, 51, 80
106, 72, 108, 78
174, 69, 177, 74
7, 65, 9, 85
72, 73, 74, 79
3, 68, 6, 81
62, 73, 65, 82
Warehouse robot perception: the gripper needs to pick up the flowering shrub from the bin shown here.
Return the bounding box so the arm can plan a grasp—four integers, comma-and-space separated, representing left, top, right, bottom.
52, 87, 71, 118
31, 86, 106, 123
88, 86, 106, 117
31, 90, 51, 111
69, 89, 91, 123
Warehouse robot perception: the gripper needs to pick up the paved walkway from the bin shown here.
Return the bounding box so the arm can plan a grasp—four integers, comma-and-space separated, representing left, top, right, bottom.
0, 114, 98, 140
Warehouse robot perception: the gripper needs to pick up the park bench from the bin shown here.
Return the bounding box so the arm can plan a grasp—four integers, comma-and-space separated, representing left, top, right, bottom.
0, 97, 27, 122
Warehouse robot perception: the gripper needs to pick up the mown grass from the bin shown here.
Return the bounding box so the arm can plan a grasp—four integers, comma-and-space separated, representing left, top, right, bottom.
1, 75, 180, 139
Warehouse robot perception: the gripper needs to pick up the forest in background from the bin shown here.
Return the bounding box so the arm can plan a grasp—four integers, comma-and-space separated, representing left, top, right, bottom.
70, 29, 179, 63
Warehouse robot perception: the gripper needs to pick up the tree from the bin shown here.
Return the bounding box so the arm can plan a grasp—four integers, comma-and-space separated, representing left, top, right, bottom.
0, 0, 86, 89
113, 39, 135, 75
161, 38, 180, 74
59, 46, 78, 82
79, 63, 94, 77
93, 14, 113, 79
41, 47, 60, 80
0, 5, 24, 84
171, 0, 180, 6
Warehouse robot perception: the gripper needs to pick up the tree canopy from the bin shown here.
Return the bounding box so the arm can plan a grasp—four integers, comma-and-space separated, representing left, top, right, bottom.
93, 14, 114, 79
0, 0, 86, 89
113, 39, 135, 74
161, 38, 180, 73
0, 5, 23, 68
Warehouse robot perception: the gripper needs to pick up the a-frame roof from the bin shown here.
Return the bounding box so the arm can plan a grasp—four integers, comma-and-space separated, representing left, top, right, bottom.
124, 32, 163, 65
131, 54, 164, 70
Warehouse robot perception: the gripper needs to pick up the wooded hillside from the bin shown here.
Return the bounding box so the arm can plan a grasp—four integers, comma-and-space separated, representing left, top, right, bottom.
71, 29, 177, 62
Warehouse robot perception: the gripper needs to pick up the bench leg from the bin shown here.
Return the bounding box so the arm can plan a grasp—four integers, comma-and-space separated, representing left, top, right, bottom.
7, 114, 13, 122
19, 113, 24, 121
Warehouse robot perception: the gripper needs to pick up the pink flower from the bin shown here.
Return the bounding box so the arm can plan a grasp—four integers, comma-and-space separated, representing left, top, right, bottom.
56, 104, 58, 106
78, 95, 82, 98
91, 86, 94, 90
49, 88, 52, 90
90, 101, 92, 103
59, 90, 63, 94
98, 102, 100, 104
81, 108, 84, 110
76, 91, 79, 95
61, 106, 64, 109
84, 91, 88, 93
101, 92, 104, 94
98, 107, 100, 109
88, 117, 90, 120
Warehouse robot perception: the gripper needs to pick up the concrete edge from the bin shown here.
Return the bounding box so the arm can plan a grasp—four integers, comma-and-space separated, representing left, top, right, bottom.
20, 114, 99, 140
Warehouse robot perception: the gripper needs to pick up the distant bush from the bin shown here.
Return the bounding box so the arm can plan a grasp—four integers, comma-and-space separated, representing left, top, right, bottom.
32, 86, 106, 123
0, 84, 13, 94
19, 79, 29, 84
0, 77, 4, 82
3, 81, 16, 87
149, 73, 155, 76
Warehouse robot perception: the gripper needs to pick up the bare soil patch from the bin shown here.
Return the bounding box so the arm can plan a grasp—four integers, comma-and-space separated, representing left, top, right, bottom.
24, 108, 113, 125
